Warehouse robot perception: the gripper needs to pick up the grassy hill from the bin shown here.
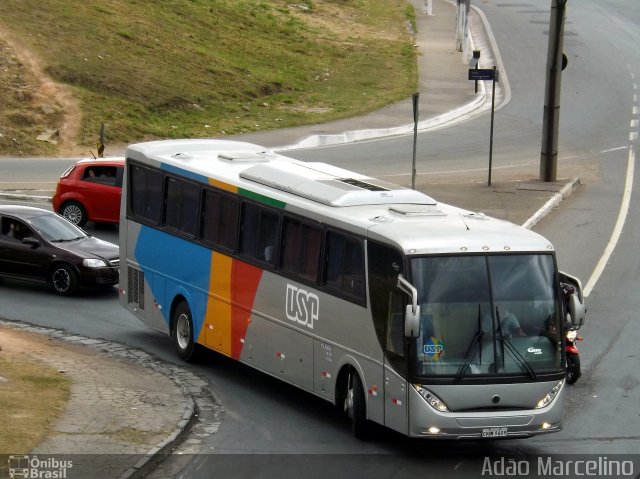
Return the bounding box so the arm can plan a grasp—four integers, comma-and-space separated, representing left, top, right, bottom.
0, 0, 417, 156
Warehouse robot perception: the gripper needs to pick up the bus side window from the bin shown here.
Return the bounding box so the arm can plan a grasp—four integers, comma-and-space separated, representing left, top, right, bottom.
240, 202, 279, 266
281, 217, 321, 282
202, 189, 239, 250
324, 230, 365, 301
164, 177, 199, 236
130, 164, 163, 224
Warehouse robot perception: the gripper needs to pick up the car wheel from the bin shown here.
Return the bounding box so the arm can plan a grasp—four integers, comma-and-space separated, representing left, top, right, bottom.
345, 369, 369, 439
173, 302, 197, 361
60, 201, 87, 226
50, 263, 77, 295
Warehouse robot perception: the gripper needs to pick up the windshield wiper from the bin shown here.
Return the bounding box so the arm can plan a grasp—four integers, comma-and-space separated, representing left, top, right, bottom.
495, 309, 536, 379
455, 304, 484, 381
52, 236, 84, 243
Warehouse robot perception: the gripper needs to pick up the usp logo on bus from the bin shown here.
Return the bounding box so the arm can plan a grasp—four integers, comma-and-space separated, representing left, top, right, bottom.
285, 284, 319, 329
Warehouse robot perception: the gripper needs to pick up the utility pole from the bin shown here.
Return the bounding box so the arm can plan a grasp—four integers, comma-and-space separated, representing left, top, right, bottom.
540, 0, 567, 182
411, 93, 419, 190
455, 0, 471, 54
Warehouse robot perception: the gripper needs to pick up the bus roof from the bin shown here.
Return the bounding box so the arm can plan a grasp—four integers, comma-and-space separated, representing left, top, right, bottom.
126, 139, 554, 256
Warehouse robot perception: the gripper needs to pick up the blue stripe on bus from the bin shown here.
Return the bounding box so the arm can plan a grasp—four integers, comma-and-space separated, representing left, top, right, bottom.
161, 162, 209, 183
135, 225, 211, 335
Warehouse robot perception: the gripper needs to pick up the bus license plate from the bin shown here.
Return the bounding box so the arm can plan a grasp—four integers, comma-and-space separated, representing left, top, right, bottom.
482, 427, 508, 438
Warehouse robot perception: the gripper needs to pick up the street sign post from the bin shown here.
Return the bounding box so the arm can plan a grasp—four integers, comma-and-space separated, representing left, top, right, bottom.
468, 66, 498, 186
468, 68, 495, 81
470, 50, 481, 93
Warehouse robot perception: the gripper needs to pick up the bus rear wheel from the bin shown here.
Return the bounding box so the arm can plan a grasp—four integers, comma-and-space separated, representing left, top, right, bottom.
173, 302, 196, 361
345, 369, 369, 439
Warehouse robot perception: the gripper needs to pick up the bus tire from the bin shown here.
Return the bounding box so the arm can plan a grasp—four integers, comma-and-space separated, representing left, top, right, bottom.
346, 369, 369, 439
172, 301, 196, 361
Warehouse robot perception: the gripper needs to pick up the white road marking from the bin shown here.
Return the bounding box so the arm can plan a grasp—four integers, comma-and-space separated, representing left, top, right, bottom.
584, 146, 635, 297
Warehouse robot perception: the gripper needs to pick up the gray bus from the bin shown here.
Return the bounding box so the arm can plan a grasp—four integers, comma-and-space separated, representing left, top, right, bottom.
119, 139, 585, 439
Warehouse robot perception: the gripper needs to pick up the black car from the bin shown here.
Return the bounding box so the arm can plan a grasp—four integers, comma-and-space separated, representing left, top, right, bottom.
0, 205, 119, 295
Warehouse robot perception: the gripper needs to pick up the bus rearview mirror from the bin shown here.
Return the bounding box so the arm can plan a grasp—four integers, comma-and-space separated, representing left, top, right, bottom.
568, 294, 585, 328
405, 304, 421, 338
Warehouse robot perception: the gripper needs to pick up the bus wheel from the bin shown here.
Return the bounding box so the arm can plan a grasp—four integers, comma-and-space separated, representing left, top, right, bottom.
345, 369, 369, 439
173, 302, 196, 361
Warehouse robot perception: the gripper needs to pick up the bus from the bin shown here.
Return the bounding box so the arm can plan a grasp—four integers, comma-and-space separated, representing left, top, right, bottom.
119, 138, 585, 439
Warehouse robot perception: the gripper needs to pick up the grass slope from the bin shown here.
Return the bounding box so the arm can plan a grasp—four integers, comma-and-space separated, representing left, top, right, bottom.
0, 0, 417, 154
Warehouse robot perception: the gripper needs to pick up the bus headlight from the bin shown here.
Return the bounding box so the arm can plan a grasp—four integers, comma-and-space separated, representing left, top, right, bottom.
535, 380, 564, 409
83, 258, 108, 268
413, 385, 449, 412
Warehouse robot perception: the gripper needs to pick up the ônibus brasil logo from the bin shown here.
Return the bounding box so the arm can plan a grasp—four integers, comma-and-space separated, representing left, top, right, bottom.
8, 455, 73, 478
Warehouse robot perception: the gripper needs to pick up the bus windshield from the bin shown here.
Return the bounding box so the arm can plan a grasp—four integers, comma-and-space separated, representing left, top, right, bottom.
410, 254, 562, 379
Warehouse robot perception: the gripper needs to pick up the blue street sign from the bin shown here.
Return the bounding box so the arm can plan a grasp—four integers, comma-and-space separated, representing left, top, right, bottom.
468, 68, 495, 81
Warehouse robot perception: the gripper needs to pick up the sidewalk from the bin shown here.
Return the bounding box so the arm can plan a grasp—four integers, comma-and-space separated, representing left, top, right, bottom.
0, 1, 580, 478
0, 321, 202, 479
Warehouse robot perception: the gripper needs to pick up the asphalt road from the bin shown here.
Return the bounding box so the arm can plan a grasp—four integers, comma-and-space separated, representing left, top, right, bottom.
1, 0, 639, 476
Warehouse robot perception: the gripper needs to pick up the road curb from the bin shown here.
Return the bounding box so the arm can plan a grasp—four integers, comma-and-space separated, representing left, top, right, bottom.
0, 192, 52, 203
521, 177, 581, 230
0, 318, 199, 479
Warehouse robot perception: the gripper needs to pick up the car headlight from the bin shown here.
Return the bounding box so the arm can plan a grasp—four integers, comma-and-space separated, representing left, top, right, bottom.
413, 384, 449, 412
535, 380, 564, 409
83, 258, 108, 268
566, 330, 577, 341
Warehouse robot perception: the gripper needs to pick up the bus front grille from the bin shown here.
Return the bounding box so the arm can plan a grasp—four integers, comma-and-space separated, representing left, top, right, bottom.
127, 266, 145, 310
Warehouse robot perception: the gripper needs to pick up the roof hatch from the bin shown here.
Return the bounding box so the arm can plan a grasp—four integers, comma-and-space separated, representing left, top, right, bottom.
240, 161, 436, 207
218, 151, 271, 162
388, 204, 446, 216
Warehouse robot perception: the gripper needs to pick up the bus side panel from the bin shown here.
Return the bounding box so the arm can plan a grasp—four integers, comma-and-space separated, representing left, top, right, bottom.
266, 320, 314, 391
134, 226, 213, 339
242, 270, 386, 423
204, 252, 233, 355
241, 313, 267, 368
199, 254, 265, 359
313, 340, 335, 400
232, 261, 264, 359
151, 273, 167, 331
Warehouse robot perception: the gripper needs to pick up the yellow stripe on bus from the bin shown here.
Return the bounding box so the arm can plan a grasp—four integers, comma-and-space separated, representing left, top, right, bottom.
209, 178, 237, 193
203, 251, 234, 356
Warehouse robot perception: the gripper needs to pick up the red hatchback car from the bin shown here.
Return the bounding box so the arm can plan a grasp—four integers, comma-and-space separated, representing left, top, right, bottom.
52, 158, 124, 226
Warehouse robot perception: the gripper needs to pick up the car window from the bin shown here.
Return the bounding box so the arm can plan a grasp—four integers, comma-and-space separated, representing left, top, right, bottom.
0, 217, 10, 236
115, 166, 124, 187
29, 214, 87, 242
82, 165, 119, 187
0, 218, 33, 242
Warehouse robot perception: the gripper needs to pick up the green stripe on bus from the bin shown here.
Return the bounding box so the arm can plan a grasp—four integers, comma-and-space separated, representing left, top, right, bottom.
239, 188, 286, 208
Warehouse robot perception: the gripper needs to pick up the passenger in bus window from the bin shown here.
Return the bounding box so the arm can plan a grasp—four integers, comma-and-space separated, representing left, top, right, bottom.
264, 245, 275, 264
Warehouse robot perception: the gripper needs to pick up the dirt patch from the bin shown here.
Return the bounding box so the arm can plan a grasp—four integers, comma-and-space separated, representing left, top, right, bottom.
0, 24, 82, 156
290, 2, 402, 43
